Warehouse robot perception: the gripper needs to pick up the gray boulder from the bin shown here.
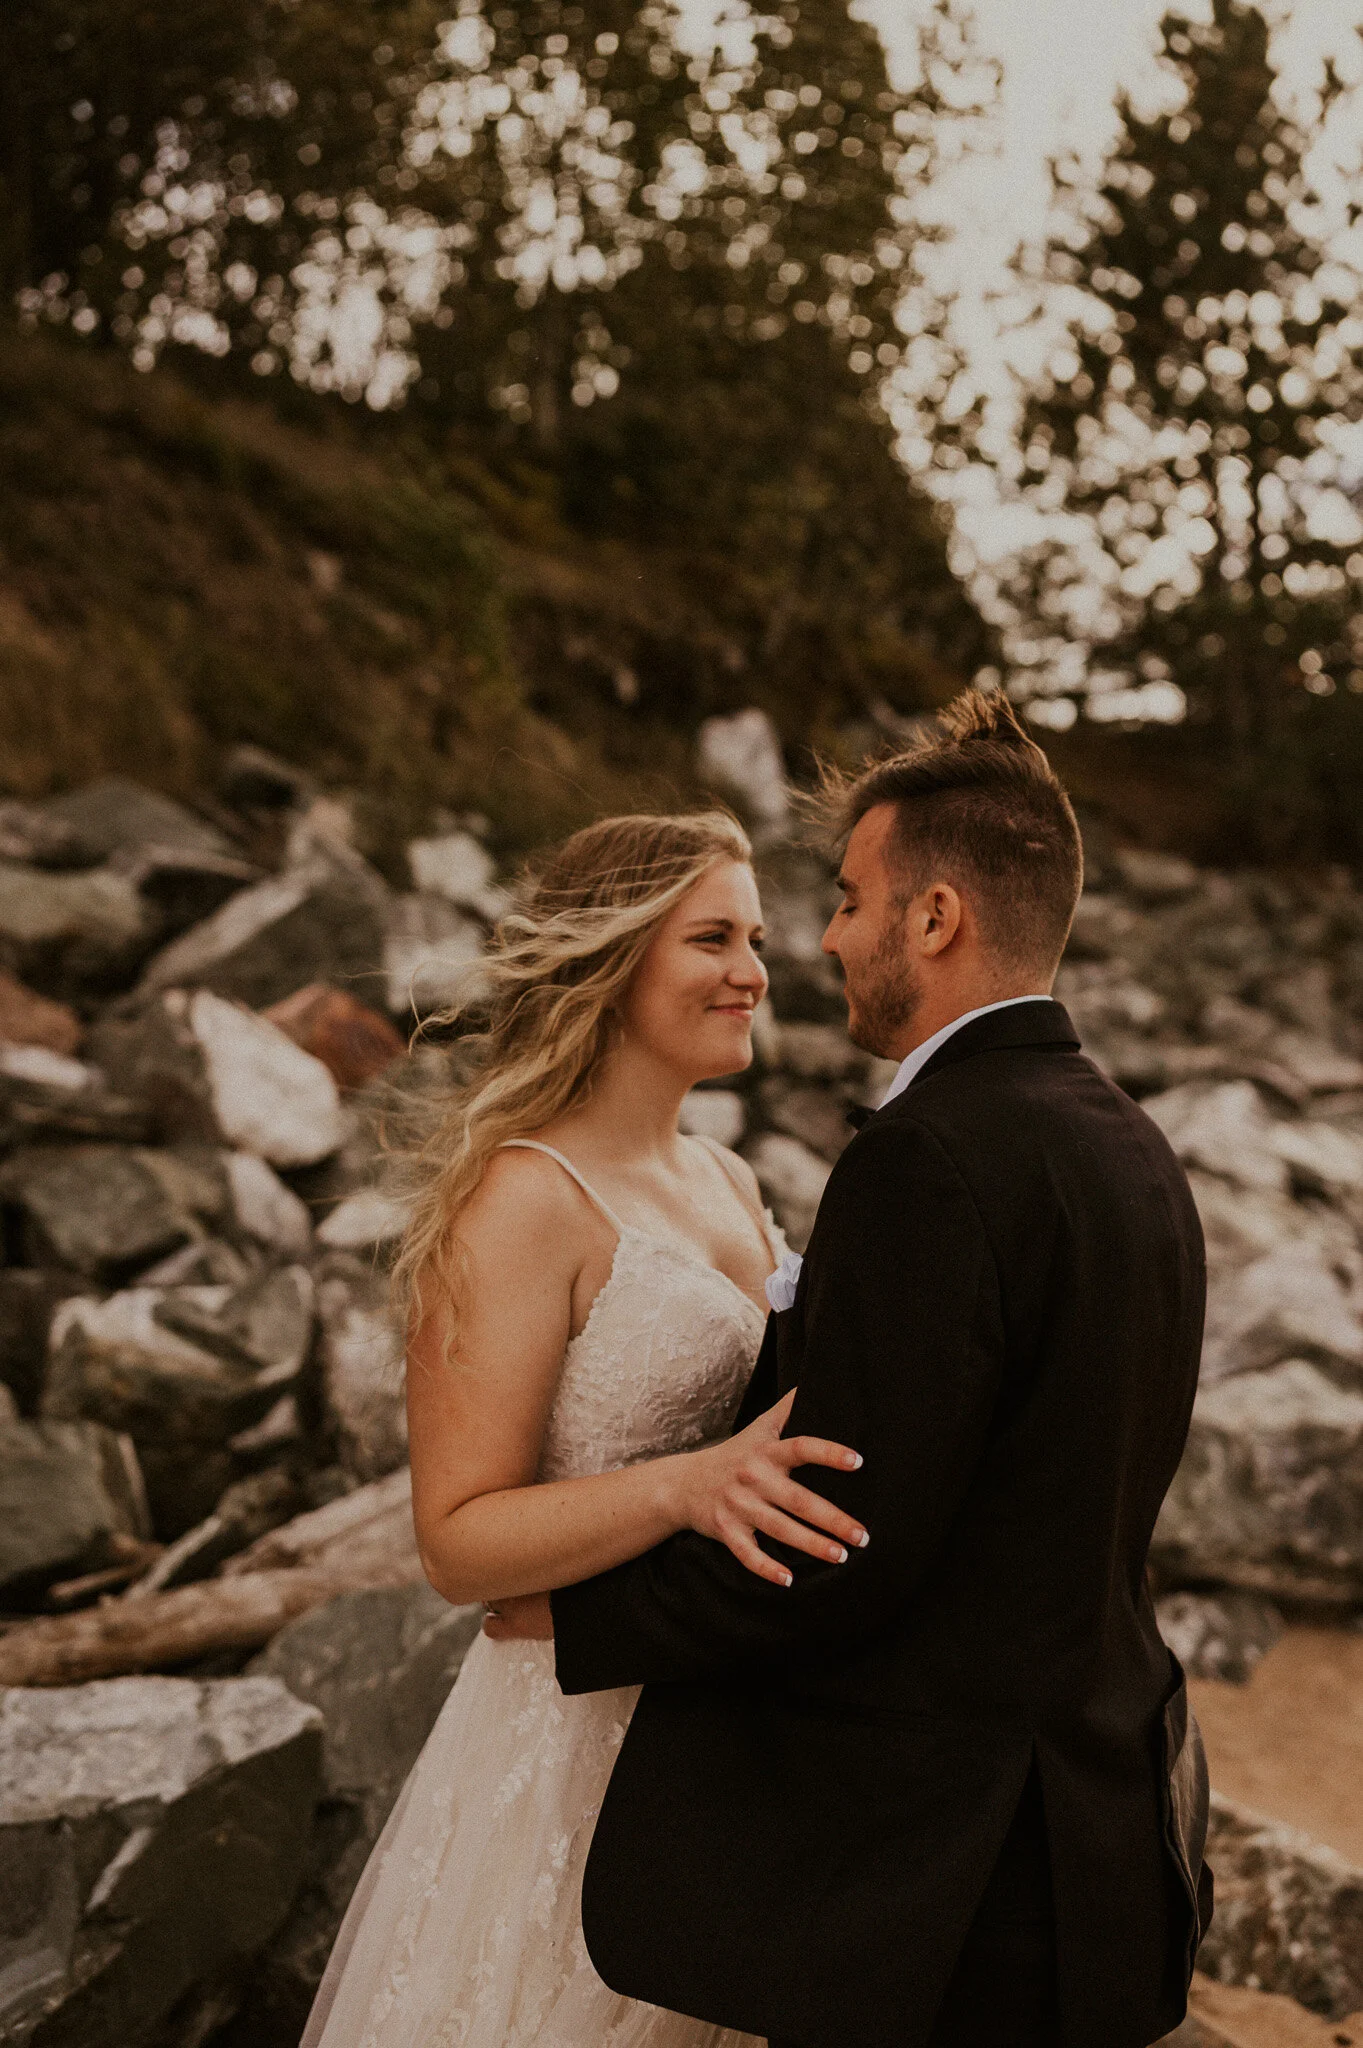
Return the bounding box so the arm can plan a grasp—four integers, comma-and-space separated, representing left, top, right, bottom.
1200, 1248, 1363, 1385
223, 1150, 313, 1256
1063, 891, 1141, 962
315, 1257, 408, 1481
774, 1021, 893, 1091
744, 1132, 831, 1252
1143, 1080, 1289, 1194
0, 1144, 222, 1281
135, 856, 389, 1011
235, 1585, 479, 2040
1152, 1360, 1363, 1602
1053, 959, 1168, 1043
1197, 1792, 1363, 2018
757, 850, 844, 1023
1154, 1590, 1284, 1684
219, 745, 311, 813
0, 1044, 149, 1152
251, 1581, 479, 1833
0, 859, 148, 998
407, 832, 509, 924
153, 1264, 315, 1382
314, 1187, 408, 1255
91, 989, 348, 1168
223, 1467, 419, 1584
696, 708, 791, 839
678, 1089, 747, 1151
0, 1270, 88, 1415
1188, 1172, 1361, 1286
0, 1417, 149, 1606
33, 777, 233, 864
758, 1077, 855, 1164
0, 800, 95, 870
1272, 1118, 1363, 1209
383, 892, 487, 1017
110, 845, 263, 946
137, 1238, 253, 1290
44, 1279, 312, 1536
0, 1674, 322, 2047
1112, 847, 1201, 904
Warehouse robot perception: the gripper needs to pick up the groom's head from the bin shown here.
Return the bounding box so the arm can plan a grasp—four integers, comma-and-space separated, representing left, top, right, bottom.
820, 690, 1082, 1060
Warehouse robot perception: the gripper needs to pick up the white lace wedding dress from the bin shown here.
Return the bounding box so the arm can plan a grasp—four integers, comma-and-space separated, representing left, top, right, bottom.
301, 1139, 780, 2048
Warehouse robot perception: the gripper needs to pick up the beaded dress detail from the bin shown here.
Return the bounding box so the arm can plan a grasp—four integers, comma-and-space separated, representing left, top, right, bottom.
301, 1140, 782, 2048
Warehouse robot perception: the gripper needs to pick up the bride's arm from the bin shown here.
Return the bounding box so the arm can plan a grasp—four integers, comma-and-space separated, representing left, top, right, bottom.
407, 1154, 865, 1608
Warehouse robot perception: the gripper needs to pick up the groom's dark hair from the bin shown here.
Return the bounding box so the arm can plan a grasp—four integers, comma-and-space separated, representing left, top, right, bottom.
820, 689, 1083, 973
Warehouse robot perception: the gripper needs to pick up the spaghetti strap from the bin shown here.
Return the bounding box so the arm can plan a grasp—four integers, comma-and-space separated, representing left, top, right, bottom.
497, 1139, 629, 1236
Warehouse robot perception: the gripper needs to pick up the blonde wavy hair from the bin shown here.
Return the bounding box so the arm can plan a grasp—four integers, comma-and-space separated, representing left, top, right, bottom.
390, 809, 753, 1354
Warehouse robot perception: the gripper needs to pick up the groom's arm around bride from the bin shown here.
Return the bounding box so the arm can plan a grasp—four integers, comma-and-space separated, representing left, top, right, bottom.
546, 694, 1212, 2048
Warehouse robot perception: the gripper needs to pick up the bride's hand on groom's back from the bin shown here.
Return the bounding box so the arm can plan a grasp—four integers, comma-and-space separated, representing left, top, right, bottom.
671, 1390, 867, 1588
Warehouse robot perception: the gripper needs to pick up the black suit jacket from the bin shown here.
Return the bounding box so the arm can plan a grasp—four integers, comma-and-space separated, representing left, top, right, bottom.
551, 1001, 1211, 2048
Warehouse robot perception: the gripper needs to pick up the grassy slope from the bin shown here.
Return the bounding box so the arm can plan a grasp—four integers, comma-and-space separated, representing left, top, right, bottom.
4, 330, 1297, 866
0, 332, 715, 860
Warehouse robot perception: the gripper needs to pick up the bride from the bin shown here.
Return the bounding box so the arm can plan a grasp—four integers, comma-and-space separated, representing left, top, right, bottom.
301, 810, 866, 2048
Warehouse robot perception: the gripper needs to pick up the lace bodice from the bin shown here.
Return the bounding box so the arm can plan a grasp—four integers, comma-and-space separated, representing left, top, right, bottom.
502, 1140, 784, 1484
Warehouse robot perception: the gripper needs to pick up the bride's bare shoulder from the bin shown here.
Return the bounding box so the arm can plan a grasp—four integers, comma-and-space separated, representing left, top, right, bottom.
457, 1145, 595, 1256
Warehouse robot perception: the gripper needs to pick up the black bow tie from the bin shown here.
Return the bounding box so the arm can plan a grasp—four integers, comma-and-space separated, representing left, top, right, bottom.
846, 1103, 876, 1131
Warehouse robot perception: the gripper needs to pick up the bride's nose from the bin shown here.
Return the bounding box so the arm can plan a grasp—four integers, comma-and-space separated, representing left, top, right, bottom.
727, 945, 767, 991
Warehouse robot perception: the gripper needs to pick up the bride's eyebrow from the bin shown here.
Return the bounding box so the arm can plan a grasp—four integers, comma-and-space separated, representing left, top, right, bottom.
682, 915, 765, 936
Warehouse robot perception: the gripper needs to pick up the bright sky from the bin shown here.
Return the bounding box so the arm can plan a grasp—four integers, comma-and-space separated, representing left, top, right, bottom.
865, 0, 1363, 390
866, 0, 1363, 255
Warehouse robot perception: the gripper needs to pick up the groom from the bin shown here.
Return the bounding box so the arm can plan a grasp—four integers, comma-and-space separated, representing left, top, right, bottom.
497, 690, 1212, 2048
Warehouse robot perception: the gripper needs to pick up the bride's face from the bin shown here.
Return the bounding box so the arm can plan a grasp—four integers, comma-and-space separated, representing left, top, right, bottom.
621, 860, 768, 1083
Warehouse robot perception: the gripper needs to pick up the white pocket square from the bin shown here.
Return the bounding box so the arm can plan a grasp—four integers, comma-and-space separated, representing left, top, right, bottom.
765, 1249, 803, 1313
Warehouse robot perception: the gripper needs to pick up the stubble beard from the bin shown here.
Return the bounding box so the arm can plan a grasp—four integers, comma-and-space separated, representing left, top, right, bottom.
844, 923, 923, 1060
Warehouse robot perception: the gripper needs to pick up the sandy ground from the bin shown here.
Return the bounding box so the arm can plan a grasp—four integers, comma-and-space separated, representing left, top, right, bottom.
1154, 1627, 1363, 2047
1179, 1976, 1363, 2046
1189, 1628, 1363, 1865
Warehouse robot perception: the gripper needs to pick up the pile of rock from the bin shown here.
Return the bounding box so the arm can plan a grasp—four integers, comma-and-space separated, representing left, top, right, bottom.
0, 766, 500, 2044
1052, 856, 1363, 1640
3, 723, 1363, 2037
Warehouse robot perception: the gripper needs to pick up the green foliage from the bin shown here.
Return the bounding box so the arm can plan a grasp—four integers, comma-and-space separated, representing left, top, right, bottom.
0, 0, 447, 339
0, 328, 536, 842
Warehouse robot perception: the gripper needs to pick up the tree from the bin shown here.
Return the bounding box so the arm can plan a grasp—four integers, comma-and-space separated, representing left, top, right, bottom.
946, 0, 1363, 841
4, 0, 996, 738
3, 0, 937, 410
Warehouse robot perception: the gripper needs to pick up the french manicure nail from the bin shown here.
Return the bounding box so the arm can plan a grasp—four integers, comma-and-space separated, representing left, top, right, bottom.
780, 1570, 793, 1587
856, 1530, 870, 1547
832, 1545, 848, 1564
851, 1452, 864, 1469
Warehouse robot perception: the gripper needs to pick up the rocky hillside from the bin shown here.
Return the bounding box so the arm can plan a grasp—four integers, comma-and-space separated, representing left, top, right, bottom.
2, 728, 1363, 2043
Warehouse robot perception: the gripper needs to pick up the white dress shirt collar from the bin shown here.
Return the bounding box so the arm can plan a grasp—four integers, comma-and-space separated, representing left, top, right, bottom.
877, 995, 1053, 1111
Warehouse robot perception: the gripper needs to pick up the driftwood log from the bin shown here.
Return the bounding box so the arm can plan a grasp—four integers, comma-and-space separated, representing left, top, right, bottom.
0, 1467, 424, 1687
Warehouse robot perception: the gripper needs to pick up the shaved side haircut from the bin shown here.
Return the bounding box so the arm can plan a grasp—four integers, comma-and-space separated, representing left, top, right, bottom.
822, 690, 1084, 976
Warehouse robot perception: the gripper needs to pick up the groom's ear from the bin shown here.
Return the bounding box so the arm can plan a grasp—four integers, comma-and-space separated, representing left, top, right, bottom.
916, 883, 964, 956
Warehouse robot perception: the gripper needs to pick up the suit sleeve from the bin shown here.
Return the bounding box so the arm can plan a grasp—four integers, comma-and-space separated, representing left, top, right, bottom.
551, 1118, 1004, 1693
